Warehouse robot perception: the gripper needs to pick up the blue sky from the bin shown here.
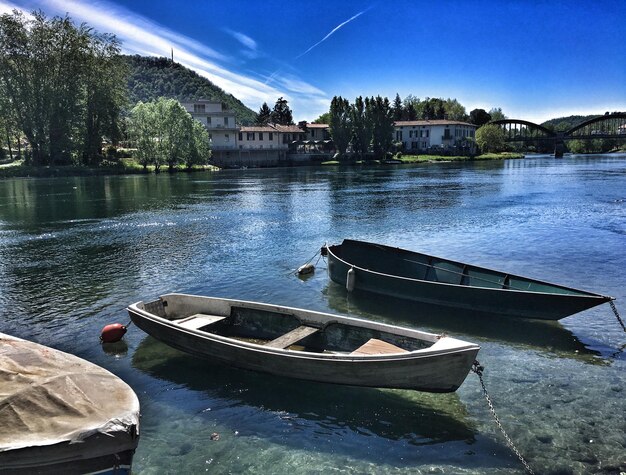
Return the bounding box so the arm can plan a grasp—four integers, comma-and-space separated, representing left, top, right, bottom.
1, 0, 625, 123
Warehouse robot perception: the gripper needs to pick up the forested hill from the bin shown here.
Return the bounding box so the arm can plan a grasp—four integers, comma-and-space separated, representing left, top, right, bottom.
541, 114, 600, 131
125, 55, 257, 125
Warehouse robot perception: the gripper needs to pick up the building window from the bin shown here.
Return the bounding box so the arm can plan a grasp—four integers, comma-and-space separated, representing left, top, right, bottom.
225, 134, 230, 142
194, 104, 205, 113
396, 131, 402, 140
224, 116, 229, 126
269, 132, 273, 140
426, 130, 430, 138
412, 141, 418, 149
238, 132, 243, 141
207, 116, 211, 125
259, 132, 263, 141
247, 132, 255, 140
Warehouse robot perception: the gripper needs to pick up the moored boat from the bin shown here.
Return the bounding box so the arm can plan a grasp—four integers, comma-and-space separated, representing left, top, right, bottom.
324, 239, 613, 321
0, 333, 140, 474
127, 293, 480, 393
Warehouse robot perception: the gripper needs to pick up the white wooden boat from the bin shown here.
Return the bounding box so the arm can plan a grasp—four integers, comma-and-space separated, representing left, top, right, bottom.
127, 293, 480, 393
0, 333, 139, 474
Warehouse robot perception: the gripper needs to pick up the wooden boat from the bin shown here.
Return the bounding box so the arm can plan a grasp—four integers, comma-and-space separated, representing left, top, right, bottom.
127, 293, 480, 393
0, 333, 139, 474
325, 239, 614, 321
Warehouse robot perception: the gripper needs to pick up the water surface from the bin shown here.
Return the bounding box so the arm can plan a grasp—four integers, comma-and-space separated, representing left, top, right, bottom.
0, 155, 624, 474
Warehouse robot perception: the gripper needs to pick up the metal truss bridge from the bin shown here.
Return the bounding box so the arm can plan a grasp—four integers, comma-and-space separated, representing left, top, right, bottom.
490, 112, 626, 157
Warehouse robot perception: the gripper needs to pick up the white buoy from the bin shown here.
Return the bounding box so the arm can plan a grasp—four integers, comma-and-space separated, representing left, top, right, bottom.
297, 263, 315, 275
346, 267, 356, 292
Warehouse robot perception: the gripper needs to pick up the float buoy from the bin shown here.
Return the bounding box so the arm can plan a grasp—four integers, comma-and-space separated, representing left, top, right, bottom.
297, 263, 315, 275
346, 267, 356, 292
100, 323, 127, 343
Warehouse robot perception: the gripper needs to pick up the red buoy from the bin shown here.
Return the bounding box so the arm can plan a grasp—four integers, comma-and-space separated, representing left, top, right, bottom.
100, 323, 127, 343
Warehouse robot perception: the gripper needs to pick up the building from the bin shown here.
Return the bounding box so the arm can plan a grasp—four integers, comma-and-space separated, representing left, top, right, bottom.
393, 120, 477, 154
181, 99, 238, 162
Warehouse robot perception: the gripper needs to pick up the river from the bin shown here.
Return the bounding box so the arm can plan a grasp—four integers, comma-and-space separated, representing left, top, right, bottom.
0, 154, 624, 474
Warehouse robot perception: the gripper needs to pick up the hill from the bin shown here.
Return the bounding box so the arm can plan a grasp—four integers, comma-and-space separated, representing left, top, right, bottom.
541, 114, 601, 132
125, 55, 257, 125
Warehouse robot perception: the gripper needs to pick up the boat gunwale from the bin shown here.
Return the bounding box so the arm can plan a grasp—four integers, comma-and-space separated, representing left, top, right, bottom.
127, 297, 479, 362
327, 240, 613, 301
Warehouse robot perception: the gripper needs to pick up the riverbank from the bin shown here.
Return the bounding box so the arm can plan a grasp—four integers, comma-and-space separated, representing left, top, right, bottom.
0, 153, 522, 178
0, 158, 220, 178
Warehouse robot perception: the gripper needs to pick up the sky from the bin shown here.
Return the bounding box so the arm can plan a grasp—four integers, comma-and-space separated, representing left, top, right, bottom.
1, 0, 625, 123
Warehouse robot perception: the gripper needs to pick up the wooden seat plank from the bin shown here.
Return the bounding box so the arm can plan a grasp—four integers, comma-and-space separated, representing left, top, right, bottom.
265, 325, 319, 349
176, 313, 226, 330
350, 338, 409, 356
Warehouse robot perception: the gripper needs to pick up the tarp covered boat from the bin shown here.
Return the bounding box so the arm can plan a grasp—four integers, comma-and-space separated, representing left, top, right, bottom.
0, 333, 140, 474
127, 293, 480, 393
325, 239, 613, 321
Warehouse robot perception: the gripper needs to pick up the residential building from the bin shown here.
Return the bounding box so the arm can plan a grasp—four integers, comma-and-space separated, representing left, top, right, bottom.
181, 99, 238, 161
394, 120, 477, 153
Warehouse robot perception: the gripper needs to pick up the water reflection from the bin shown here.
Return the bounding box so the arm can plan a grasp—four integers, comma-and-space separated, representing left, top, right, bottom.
322, 282, 607, 364
132, 336, 477, 451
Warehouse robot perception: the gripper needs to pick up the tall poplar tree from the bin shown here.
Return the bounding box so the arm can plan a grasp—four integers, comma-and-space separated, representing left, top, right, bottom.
328, 96, 352, 157
351, 96, 372, 158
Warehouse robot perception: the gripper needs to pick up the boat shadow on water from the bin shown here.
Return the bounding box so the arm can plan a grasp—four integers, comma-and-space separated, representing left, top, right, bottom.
322, 284, 610, 364
132, 335, 479, 452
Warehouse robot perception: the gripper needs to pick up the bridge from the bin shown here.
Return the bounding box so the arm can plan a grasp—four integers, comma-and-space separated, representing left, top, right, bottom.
490, 112, 626, 157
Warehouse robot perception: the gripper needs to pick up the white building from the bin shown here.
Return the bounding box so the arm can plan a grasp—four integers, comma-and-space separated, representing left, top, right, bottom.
181, 99, 238, 153
394, 120, 477, 153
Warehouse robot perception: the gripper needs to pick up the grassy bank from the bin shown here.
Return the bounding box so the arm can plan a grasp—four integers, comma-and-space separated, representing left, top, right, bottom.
0, 158, 219, 178
321, 152, 524, 165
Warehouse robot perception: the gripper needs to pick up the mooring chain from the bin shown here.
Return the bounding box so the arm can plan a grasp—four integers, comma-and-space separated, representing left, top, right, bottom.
472, 361, 535, 474
609, 300, 626, 333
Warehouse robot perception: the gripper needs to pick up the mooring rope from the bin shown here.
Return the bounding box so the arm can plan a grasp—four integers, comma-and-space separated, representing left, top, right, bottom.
609, 300, 626, 333
472, 361, 535, 474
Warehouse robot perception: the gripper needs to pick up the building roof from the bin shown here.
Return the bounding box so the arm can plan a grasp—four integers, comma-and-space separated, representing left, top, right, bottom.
271, 124, 305, 133
240, 126, 276, 132
394, 120, 476, 127
305, 123, 329, 128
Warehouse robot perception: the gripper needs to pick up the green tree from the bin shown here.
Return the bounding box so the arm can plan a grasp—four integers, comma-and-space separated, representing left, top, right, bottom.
256, 102, 271, 125
351, 96, 372, 158
475, 124, 506, 153
0, 10, 126, 166
445, 99, 467, 121
392, 93, 403, 121
313, 112, 330, 124
270, 97, 294, 125
329, 96, 352, 157
469, 109, 492, 126
488, 107, 506, 122
129, 98, 210, 172
368, 96, 394, 159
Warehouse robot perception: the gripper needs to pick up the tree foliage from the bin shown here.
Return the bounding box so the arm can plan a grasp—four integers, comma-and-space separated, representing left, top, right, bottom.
270, 97, 294, 125
0, 10, 126, 166
129, 98, 210, 171
328, 96, 352, 157
351, 96, 372, 158
256, 102, 271, 125
469, 108, 492, 126
313, 112, 330, 124
367, 96, 394, 159
475, 124, 506, 153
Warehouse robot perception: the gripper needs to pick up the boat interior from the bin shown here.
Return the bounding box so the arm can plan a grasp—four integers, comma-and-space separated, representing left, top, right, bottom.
142, 299, 433, 355
334, 240, 586, 295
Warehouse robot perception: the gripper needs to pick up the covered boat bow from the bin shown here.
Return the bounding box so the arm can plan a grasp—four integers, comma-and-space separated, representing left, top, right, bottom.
127, 293, 480, 393
325, 239, 613, 321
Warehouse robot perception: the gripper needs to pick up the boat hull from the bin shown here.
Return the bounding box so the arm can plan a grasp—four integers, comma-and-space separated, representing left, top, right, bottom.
326, 240, 612, 321
128, 295, 479, 393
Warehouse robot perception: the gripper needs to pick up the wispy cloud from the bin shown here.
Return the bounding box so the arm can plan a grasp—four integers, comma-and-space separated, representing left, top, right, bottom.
0, 0, 329, 120
295, 7, 371, 60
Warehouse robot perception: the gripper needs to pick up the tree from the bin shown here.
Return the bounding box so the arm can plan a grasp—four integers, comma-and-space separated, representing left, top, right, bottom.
475, 124, 506, 153
313, 112, 330, 124
488, 107, 506, 122
445, 99, 467, 121
392, 93, 403, 121
270, 97, 293, 125
129, 98, 210, 171
0, 10, 127, 166
351, 96, 372, 158
469, 109, 492, 126
368, 96, 394, 159
328, 96, 352, 157
256, 102, 271, 125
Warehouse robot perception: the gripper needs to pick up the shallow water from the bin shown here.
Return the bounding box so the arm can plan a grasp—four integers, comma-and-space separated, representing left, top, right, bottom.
0, 155, 625, 474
